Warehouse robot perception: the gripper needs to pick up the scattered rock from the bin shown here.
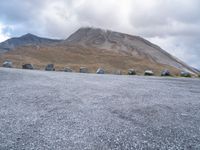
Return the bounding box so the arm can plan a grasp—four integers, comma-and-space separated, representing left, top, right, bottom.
2, 60, 13, 68
144, 70, 154, 76
63, 67, 73, 72
80, 67, 88, 73
96, 68, 105, 74
45, 64, 55, 71
180, 71, 191, 77
22, 64, 34, 70
128, 69, 136, 75
161, 69, 171, 76
114, 70, 122, 75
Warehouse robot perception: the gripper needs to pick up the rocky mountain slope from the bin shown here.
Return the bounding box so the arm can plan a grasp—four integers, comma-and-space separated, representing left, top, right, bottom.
65, 28, 197, 73
0, 33, 62, 53
0, 27, 198, 75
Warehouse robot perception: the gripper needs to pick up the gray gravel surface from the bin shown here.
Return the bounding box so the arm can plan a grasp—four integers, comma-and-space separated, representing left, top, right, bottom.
0, 68, 200, 150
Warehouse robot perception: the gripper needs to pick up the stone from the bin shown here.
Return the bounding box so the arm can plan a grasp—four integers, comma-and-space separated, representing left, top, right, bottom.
180, 71, 191, 77
2, 60, 13, 68
128, 69, 136, 75
63, 67, 73, 72
114, 70, 122, 75
144, 70, 154, 76
45, 64, 55, 71
80, 67, 88, 73
96, 68, 105, 74
22, 64, 34, 70
161, 69, 171, 76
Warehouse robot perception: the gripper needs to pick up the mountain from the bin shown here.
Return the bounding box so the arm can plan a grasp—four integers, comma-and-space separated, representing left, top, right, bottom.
0, 27, 198, 75
192, 67, 200, 73
64, 27, 198, 74
0, 33, 62, 52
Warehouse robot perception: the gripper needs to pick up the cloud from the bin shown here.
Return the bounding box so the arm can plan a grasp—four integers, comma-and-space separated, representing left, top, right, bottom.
0, 23, 10, 42
0, 0, 200, 68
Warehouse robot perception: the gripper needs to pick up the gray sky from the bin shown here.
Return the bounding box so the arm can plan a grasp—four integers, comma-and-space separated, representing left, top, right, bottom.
0, 0, 200, 68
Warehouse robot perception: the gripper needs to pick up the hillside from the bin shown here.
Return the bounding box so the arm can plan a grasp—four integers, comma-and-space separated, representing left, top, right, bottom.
0, 33, 62, 52
0, 27, 198, 75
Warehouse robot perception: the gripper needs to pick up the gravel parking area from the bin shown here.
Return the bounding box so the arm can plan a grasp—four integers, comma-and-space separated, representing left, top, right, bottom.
0, 68, 200, 149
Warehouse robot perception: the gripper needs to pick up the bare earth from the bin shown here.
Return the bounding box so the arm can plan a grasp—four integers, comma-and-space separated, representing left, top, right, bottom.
0, 68, 200, 149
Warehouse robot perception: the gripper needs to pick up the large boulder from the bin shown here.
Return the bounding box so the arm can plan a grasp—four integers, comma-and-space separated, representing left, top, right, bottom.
22, 64, 34, 70
80, 67, 88, 73
161, 69, 171, 76
144, 70, 154, 76
180, 71, 191, 77
63, 67, 73, 72
2, 60, 13, 68
96, 68, 105, 74
128, 69, 136, 75
45, 64, 55, 71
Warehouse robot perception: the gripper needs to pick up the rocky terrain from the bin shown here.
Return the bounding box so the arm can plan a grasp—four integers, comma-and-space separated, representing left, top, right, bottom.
0, 33, 62, 52
0, 67, 200, 149
0, 27, 198, 75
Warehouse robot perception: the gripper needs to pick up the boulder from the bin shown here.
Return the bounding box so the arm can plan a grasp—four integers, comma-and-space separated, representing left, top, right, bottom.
114, 70, 122, 75
22, 64, 34, 70
64, 67, 73, 72
45, 64, 55, 71
2, 60, 13, 68
180, 71, 191, 77
144, 70, 154, 76
96, 68, 105, 74
161, 69, 171, 76
80, 67, 88, 73
128, 69, 136, 75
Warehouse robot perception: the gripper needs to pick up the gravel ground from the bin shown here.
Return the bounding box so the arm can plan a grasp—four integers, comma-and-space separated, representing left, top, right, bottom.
0, 67, 200, 150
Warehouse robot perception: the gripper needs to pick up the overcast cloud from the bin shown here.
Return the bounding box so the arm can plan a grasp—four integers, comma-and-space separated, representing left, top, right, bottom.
0, 0, 200, 68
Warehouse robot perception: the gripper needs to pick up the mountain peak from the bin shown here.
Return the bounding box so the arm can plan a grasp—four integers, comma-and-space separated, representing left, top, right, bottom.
64, 27, 198, 74
0, 27, 198, 75
65, 27, 116, 43
78, 26, 107, 31
21, 33, 37, 38
0, 33, 62, 52
66, 26, 142, 44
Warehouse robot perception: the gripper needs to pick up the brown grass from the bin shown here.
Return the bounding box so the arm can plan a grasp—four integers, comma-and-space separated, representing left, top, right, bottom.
0, 45, 181, 76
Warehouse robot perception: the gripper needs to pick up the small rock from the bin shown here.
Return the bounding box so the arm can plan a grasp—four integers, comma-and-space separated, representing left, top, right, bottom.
144, 70, 154, 76
180, 71, 191, 77
161, 69, 171, 76
63, 67, 73, 72
114, 70, 122, 75
45, 64, 55, 71
2, 60, 13, 68
96, 68, 105, 74
22, 64, 34, 70
128, 69, 136, 75
80, 67, 88, 73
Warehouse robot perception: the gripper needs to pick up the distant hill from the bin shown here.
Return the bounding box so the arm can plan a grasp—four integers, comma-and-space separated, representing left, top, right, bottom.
0, 33, 62, 52
192, 67, 200, 73
0, 27, 198, 75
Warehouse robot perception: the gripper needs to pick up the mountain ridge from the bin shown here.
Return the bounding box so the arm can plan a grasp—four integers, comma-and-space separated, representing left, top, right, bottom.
64, 27, 198, 74
0, 27, 198, 75
0, 33, 63, 52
